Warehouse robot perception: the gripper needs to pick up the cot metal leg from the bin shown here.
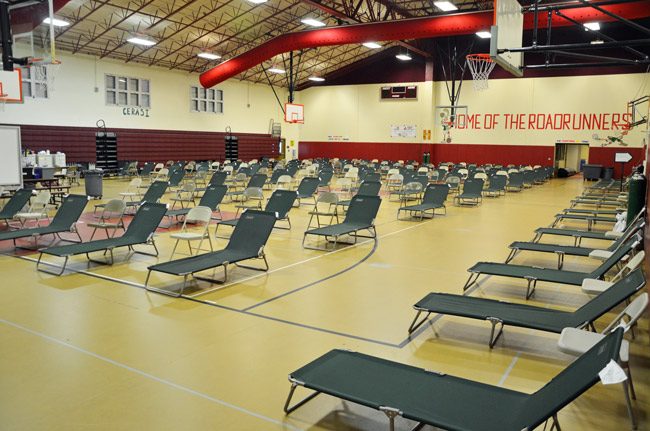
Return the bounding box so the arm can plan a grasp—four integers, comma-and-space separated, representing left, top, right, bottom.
524, 277, 537, 300
505, 248, 518, 263
487, 317, 504, 348
380, 406, 402, 431
133, 239, 160, 257
87, 248, 115, 266
283, 382, 321, 414
556, 251, 565, 269
36, 253, 69, 276
194, 263, 229, 285
408, 310, 431, 334
622, 380, 638, 430
234, 254, 270, 272
463, 272, 480, 291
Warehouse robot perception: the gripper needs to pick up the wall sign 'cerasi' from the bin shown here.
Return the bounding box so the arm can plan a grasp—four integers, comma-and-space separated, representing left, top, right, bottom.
455, 112, 632, 131
122, 107, 150, 117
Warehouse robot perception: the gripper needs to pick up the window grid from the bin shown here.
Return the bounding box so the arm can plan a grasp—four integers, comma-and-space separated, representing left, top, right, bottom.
190, 86, 223, 113
106, 74, 150, 108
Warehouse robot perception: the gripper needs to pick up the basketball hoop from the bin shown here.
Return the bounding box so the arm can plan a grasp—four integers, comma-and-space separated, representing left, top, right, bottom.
466, 54, 496, 91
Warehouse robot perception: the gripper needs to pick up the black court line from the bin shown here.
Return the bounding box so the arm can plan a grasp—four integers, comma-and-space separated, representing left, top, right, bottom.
242, 237, 379, 312
7, 252, 401, 348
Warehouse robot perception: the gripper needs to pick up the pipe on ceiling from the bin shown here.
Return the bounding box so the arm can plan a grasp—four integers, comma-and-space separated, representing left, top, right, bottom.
200, 0, 650, 88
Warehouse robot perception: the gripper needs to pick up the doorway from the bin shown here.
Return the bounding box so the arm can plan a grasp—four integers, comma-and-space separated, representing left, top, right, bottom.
555, 143, 589, 174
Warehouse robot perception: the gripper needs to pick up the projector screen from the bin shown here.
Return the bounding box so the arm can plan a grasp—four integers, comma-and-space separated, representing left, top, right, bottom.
0, 126, 23, 187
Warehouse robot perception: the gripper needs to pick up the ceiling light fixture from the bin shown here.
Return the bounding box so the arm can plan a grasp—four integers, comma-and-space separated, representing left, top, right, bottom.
301, 18, 326, 27
590, 39, 605, 45
396, 53, 412, 61
433, 1, 458, 11
584, 22, 601, 31
308, 76, 325, 82
127, 36, 156, 47
268, 68, 286, 74
43, 17, 70, 27
197, 52, 221, 60
362, 42, 382, 49
248, 0, 268, 4
475, 31, 491, 39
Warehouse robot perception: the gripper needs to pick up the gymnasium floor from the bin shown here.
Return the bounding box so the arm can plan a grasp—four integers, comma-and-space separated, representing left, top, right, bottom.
0, 175, 647, 430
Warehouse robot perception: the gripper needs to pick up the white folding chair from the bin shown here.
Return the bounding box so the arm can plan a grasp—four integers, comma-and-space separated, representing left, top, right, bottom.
169, 206, 213, 259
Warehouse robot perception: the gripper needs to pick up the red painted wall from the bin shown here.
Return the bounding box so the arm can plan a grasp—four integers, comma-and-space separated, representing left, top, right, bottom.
587, 146, 645, 177
299, 141, 646, 172
299, 141, 427, 162
299, 141, 554, 166
13, 125, 279, 163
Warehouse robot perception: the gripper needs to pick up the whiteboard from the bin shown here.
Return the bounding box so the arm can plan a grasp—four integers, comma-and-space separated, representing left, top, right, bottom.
0, 126, 23, 187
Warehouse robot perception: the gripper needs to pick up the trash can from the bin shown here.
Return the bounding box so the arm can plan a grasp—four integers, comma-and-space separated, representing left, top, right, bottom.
627, 171, 647, 225
601, 167, 614, 180
84, 169, 103, 198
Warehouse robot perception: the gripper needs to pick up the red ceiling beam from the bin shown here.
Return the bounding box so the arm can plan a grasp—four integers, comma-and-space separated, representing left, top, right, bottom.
197, 0, 650, 88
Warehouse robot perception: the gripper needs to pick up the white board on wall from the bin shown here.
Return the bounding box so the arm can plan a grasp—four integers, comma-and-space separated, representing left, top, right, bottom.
0, 126, 23, 187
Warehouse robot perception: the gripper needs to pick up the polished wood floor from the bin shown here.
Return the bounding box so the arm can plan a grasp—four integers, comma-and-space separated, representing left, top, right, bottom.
0, 175, 647, 430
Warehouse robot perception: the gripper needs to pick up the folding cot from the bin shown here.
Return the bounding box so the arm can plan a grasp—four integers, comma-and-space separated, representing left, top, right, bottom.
464, 237, 639, 299
227, 173, 267, 200
483, 175, 507, 197
506, 221, 644, 269
0, 189, 34, 227
216, 189, 297, 236
552, 212, 618, 231
506, 172, 524, 192
94, 181, 168, 214
37, 202, 167, 275
295, 176, 320, 206
337, 181, 381, 209
0, 194, 87, 250
285, 329, 627, 431
410, 268, 644, 347
196, 171, 227, 193
162, 184, 227, 228
303, 195, 381, 250
533, 209, 644, 245
397, 184, 448, 220
454, 178, 484, 206
145, 209, 277, 296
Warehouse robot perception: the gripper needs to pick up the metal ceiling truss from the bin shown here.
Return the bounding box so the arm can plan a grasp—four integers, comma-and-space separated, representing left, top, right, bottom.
510, 0, 650, 69
16, 0, 650, 87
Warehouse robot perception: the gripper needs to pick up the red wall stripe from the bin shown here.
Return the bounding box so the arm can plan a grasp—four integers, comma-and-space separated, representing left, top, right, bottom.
11, 124, 279, 163
299, 141, 645, 174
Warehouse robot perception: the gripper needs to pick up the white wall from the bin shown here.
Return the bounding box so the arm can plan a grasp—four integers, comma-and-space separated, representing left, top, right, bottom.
1, 50, 287, 134
440, 73, 648, 148
295, 73, 648, 149
296, 81, 434, 143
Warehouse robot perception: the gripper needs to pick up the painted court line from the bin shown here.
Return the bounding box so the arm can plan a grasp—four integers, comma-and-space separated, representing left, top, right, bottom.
498, 352, 521, 387
8, 252, 401, 348
0, 317, 304, 431
192, 215, 438, 298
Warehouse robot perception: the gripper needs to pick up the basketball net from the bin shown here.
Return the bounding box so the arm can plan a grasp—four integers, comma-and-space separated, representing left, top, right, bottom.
30, 58, 62, 95
0, 83, 6, 112
466, 54, 496, 91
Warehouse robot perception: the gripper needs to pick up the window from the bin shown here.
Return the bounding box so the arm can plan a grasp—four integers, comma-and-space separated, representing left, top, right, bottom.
21, 65, 49, 98
190, 86, 223, 113
106, 74, 150, 107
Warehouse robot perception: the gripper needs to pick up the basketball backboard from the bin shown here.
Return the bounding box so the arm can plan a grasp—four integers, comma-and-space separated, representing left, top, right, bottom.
490, 0, 524, 77
0, 69, 23, 103
285, 103, 304, 123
